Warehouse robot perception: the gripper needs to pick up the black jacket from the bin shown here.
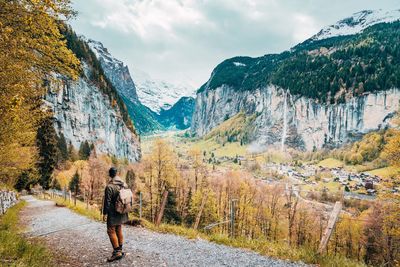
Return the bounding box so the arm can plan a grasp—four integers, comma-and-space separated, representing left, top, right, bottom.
103, 176, 129, 226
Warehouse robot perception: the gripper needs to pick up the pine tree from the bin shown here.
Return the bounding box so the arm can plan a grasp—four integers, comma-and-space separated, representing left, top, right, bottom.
57, 133, 68, 161
36, 116, 59, 190
14, 172, 30, 192
79, 141, 91, 160
164, 190, 181, 224
69, 171, 81, 195
68, 142, 78, 161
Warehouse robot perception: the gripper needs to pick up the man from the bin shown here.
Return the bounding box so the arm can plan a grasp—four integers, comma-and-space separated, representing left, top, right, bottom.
103, 167, 129, 262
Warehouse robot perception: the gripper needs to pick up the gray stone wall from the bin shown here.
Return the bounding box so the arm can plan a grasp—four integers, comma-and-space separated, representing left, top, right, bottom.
0, 190, 18, 215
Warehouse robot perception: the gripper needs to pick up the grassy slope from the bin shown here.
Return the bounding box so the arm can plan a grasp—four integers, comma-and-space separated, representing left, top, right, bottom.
0, 201, 53, 267
190, 112, 254, 158
318, 158, 344, 168
367, 166, 400, 178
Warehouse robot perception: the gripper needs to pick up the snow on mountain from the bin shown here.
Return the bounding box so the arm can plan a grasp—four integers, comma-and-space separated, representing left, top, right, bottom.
132, 68, 196, 114
311, 9, 400, 41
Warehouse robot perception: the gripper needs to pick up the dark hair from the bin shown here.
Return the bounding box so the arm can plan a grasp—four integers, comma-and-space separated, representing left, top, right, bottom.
109, 167, 117, 178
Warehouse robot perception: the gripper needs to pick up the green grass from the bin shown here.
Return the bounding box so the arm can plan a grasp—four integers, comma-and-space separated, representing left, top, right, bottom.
0, 201, 53, 267
318, 158, 344, 168
192, 138, 248, 158
367, 166, 400, 178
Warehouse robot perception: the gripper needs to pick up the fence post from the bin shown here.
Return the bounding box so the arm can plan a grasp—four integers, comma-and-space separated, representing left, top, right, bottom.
318, 201, 342, 254
230, 199, 237, 238
139, 191, 142, 220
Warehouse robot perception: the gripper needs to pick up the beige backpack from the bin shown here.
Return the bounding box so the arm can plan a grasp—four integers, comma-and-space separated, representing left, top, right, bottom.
115, 187, 134, 214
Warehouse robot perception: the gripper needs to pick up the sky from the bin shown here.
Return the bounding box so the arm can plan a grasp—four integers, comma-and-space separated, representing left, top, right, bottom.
71, 0, 400, 89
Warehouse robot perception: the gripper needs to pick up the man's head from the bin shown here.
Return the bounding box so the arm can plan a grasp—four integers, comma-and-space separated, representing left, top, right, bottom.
109, 167, 118, 178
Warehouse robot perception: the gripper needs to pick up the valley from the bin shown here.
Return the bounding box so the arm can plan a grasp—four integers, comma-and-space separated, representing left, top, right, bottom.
1, 2, 400, 267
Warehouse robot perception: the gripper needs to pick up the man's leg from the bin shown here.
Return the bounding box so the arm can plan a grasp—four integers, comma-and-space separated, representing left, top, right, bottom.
115, 225, 124, 252
107, 225, 120, 250
107, 225, 123, 262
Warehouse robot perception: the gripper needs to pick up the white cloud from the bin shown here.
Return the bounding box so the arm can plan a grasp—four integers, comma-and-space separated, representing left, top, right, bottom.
71, 0, 400, 88
292, 13, 319, 42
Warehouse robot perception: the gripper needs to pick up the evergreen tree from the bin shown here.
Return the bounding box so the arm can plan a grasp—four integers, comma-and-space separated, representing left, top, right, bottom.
164, 190, 181, 224
36, 116, 59, 190
57, 133, 68, 161
79, 141, 91, 160
185, 188, 195, 226
69, 171, 81, 195
14, 172, 30, 192
51, 178, 62, 191
68, 142, 78, 161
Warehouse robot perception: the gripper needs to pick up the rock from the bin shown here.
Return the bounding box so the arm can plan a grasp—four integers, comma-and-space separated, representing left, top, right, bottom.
44, 62, 141, 162
191, 85, 400, 151
0, 190, 18, 215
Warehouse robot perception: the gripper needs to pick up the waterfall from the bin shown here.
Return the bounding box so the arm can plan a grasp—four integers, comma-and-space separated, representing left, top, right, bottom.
281, 90, 288, 151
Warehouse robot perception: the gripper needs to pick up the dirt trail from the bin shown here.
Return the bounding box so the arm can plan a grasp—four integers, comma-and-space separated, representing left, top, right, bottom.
20, 196, 306, 267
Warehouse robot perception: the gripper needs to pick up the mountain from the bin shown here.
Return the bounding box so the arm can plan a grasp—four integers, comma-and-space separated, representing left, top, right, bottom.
158, 97, 196, 130
87, 39, 195, 133
44, 28, 141, 162
86, 39, 162, 134
309, 9, 400, 42
86, 39, 139, 103
192, 10, 400, 151
132, 68, 196, 114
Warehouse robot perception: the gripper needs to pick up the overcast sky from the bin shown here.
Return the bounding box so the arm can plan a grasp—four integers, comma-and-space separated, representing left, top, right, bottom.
71, 0, 399, 89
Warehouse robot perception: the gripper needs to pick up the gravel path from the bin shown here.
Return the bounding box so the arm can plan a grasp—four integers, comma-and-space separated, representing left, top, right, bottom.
20, 196, 307, 267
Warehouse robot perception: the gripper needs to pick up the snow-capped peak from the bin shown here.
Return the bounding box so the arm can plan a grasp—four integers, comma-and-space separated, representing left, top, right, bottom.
84, 37, 195, 114
132, 67, 196, 114
311, 9, 400, 41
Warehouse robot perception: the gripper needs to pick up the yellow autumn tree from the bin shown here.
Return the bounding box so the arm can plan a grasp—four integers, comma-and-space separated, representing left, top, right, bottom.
0, 0, 80, 186
380, 129, 400, 266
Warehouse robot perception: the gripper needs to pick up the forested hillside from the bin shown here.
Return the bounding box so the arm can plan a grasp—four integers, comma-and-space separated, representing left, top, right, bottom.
200, 22, 400, 103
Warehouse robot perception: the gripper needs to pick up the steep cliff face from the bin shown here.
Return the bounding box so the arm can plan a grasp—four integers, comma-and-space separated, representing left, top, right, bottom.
192, 85, 400, 151
87, 39, 138, 104
45, 63, 141, 162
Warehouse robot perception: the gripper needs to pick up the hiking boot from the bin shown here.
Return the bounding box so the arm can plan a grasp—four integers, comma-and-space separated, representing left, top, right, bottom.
117, 245, 125, 257
107, 251, 123, 262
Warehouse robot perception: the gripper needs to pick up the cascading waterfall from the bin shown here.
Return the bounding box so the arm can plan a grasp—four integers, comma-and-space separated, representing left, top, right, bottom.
281, 90, 288, 151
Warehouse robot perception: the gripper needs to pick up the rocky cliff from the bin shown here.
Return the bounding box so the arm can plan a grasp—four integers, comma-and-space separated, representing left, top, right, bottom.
43, 28, 141, 162
44, 63, 141, 162
87, 39, 139, 104
192, 85, 400, 151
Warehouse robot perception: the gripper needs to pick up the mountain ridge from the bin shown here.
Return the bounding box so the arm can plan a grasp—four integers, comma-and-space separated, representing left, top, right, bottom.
86, 37, 195, 133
